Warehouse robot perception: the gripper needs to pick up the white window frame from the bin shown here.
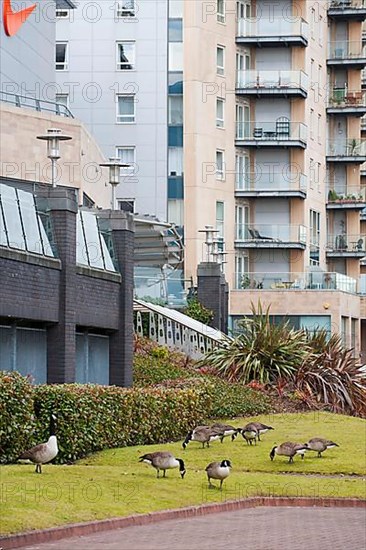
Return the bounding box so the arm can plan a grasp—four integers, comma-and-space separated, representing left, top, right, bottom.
217, 45, 225, 76
116, 41, 136, 71
55, 42, 68, 71
310, 109, 314, 140
168, 95, 183, 125
216, 150, 225, 180
235, 204, 249, 240
116, 146, 136, 175
217, 0, 225, 23
56, 9, 70, 19
235, 254, 249, 289
117, 199, 135, 212
216, 98, 225, 128
216, 201, 225, 239
116, 94, 136, 124
116, 0, 136, 18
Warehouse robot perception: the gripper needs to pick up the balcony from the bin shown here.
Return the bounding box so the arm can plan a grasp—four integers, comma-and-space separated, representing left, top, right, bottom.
234, 271, 357, 293
327, 89, 366, 116
327, 139, 366, 162
328, 0, 366, 21
236, 120, 307, 148
235, 171, 307, 199
236, 17, 308, 47
236, 70, 308, 98
327, 186, 366, 209
326, 234, 366, 256
235, 224, 307, 249
327, 42, 366, 67
361, 115, 366, 131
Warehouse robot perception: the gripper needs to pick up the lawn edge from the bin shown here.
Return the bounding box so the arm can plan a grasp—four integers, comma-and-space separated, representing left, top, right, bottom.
1, 497, 365, 549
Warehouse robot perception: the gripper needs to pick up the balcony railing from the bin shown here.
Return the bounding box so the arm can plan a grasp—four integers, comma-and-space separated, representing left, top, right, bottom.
236, 120, 307, 144
236, 170, 307, 194
234, 271, 357, 293
328, 88, 365, 108
327, 185, 366, 203
328, 0, 366, 17
0, 91, 74, 118
328, 41, 366, 61
327, 139, 366, 158
236, 70, 308, 94
237, 17, 308, 40
235, 224, 307, 244
327, 234, 366, 252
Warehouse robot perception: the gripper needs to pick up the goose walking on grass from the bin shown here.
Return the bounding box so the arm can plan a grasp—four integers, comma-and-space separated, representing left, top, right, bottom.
306, 438, 339, 458
241, 422, 274, 445
205, 460, 232, 490
19, 414, 58, 473
211, 423, 240, 442
182, 426, 224, 449
270, 442, 309, 464
139, 452, 186, 479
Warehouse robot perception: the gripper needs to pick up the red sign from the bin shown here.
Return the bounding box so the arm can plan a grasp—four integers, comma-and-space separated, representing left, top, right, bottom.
3, 0, 36, 37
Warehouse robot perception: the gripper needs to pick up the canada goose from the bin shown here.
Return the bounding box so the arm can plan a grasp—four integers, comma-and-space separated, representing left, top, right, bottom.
182, 426, 224, 449
19, 414, 58, 473
246, 422, 274, 441
211, 423, 240, 442
139, 452, 186, 478
270, 442, 309, 464
205, 459, 232, 490
241, 426, 258, 446
306, 438, 339, 458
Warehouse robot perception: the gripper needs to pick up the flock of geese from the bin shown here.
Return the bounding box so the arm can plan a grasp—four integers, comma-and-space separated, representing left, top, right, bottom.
19, 416, 339, 490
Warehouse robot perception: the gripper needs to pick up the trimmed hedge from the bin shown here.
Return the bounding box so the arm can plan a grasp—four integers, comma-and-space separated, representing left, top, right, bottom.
0, 373, 213, 464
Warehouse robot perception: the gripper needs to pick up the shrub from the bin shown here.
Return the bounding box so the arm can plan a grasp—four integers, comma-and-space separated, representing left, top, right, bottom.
182, 298, 214, 325
0, 371, 34, 463
204, 377, 270, 418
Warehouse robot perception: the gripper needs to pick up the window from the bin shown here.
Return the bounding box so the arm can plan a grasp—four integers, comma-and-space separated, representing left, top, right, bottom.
117, 200, 135, 213
168, 95, 183, 124
217, 45, 225, 76
169, 0, 183, 18
116, 95, 135, 123
168, 147, 183, 176
216, 150, 225, 180
56, 9, 70, 18
310, 7, 315, 39
318, 65, 322, 95
55, 42, 68, 71
116, 0, 135, 17
235, 254, 249, 289
116, 42, 135, 70
216, 98, 225, 128
116, 146, 136, 174
236, 154, 249, 189
235, 204, 248, 240
169, 19, 183, 42
217, 0, 225, 22
169, 43, 183, 71
310, 209, 320, 265
216, 201, 225, 239
168, 199, 184, 226
317, 115, 321, 144
55, 94, 69, 108
310, 109, 314, 139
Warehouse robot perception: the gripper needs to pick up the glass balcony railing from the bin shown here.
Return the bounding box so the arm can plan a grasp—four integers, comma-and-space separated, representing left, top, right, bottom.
237, 17, 308, 39
235, 224, 307, 244
235, 170, 307, 193
328, 88, 365, 108
236, 120, 307, 143
327, 139, 366, 157
328, 41, 366, 60
327, 234, 366, 252
236, 70, 308, 92
234, 271, 357, 293
327, 185, 366, 202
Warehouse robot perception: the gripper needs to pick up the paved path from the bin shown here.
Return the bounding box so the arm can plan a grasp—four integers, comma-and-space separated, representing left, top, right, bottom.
18, 507, 366, 550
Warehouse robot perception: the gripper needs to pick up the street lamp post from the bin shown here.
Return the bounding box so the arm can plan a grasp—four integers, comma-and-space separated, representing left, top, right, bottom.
36, 128, 72, 188
99, 157, 129, 210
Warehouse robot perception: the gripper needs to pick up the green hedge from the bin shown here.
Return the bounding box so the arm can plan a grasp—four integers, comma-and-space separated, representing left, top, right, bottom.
0, 373, 213, 464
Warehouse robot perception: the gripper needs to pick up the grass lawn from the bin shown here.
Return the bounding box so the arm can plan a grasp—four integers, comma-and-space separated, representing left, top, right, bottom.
1, 412, 365, 536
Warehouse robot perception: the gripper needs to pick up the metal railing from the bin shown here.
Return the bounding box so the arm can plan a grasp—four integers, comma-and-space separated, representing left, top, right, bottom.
328, 88, 365, 107
235, 224, 307, 243
235, 171, 307, 193
327, 234, 366, 252
327, 185, 366, 202
234, 271, 357, 293
0, 91, 74, 118
236, 120, 307, 143
329, 0, 366, 10
237, 17, 308, 38
328, 41, 366, 60
236, 70, 308, 92
327, 139, 366, 157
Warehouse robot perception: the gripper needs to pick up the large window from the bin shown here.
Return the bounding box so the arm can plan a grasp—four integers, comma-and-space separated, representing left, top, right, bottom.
216, 150, 225, 180
116, 95, 135, 123
168, 147, 183, 176
169, 19, 183, 41
236, 154, 249, 189
216, 98, 225, 128
235, 254, 249, 289
217, 45, 225, 76
116, 146, 136, 175
216, 201, 225, 239
217, 0, 225, 22
116, 0, 135, 17
116, 42, 135, 70
55, 42, 68, 71
168, 95, 183, 124
169, 43, 183, 71
310, 209, 320, 266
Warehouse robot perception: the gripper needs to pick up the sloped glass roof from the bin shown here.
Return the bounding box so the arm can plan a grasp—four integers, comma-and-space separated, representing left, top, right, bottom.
77, 210, 117, 272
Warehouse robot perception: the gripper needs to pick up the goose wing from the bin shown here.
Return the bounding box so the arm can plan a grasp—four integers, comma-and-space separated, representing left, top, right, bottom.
19, 442, 48, 461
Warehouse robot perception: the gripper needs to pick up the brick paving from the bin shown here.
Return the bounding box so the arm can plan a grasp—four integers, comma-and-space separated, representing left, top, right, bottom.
17, 507, 366, 550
